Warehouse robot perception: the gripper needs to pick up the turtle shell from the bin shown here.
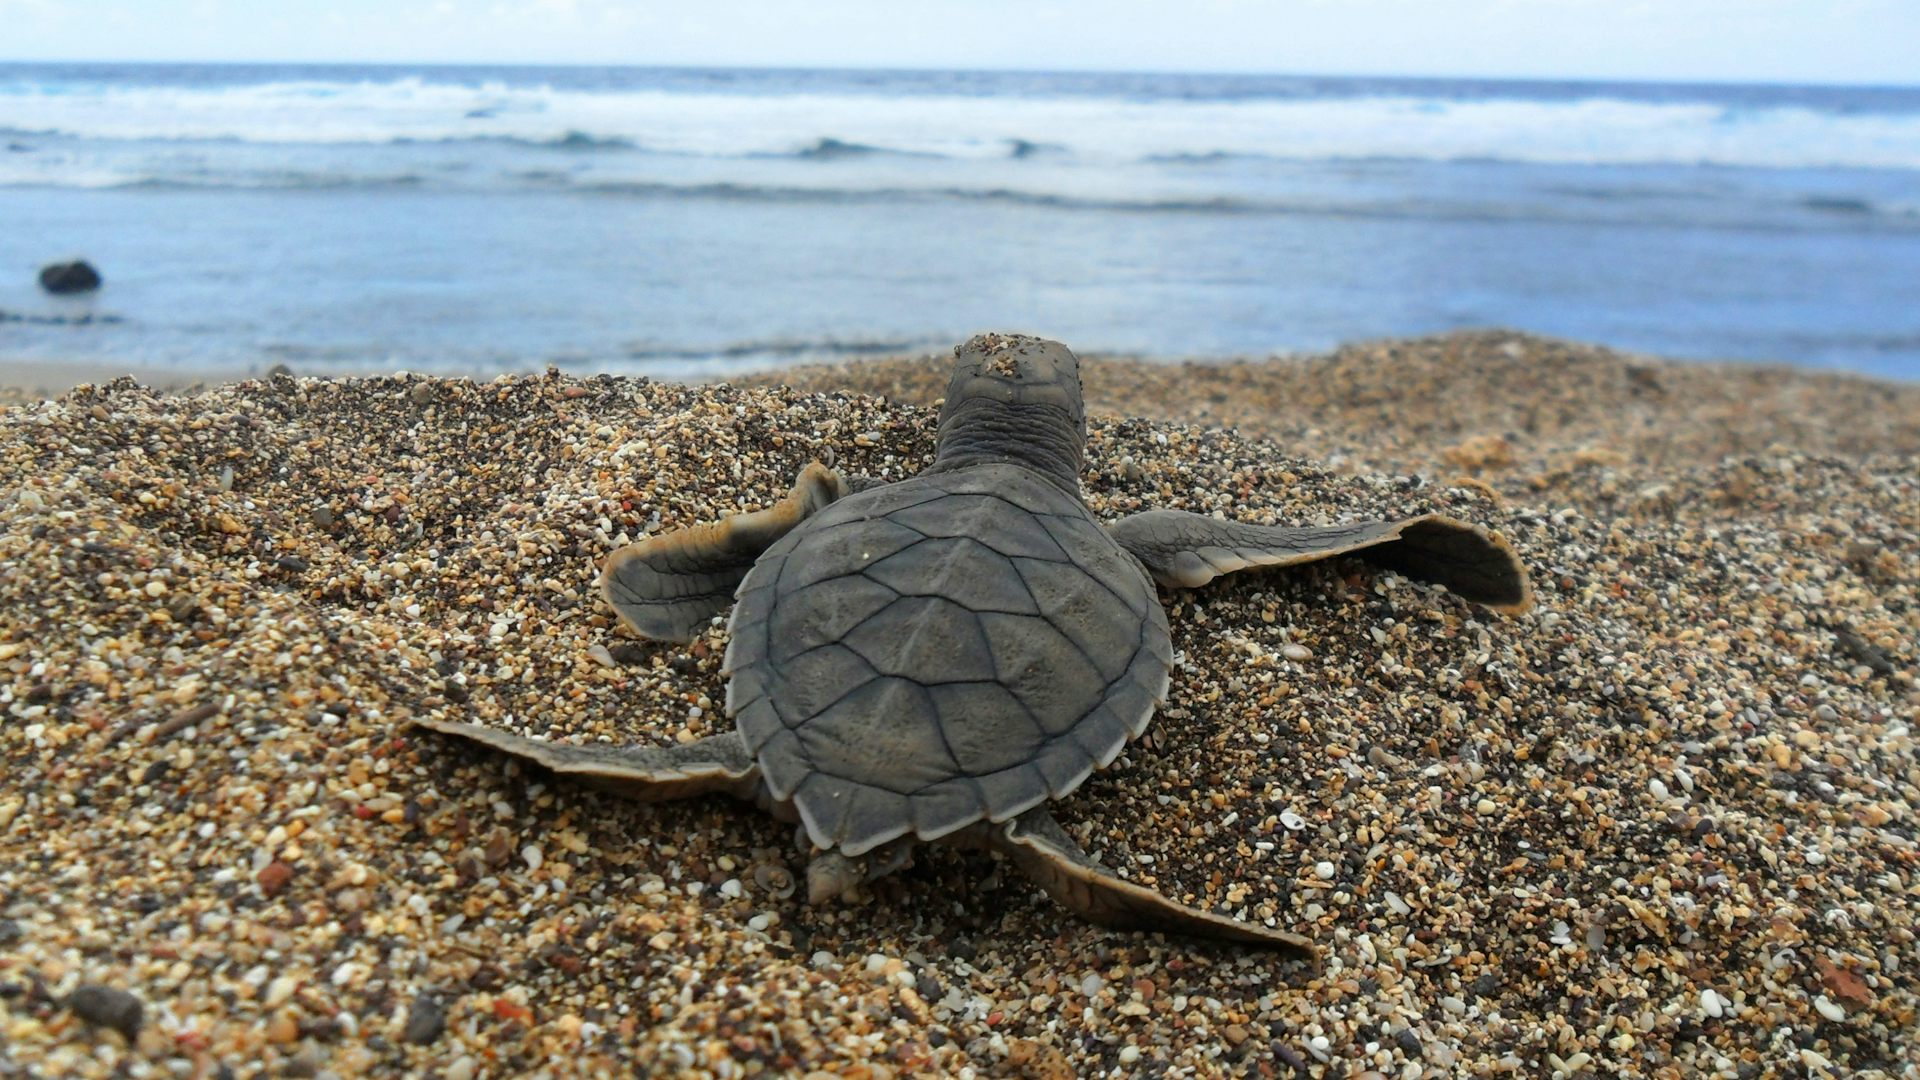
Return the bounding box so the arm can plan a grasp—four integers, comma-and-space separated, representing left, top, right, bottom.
723, 463, 1173, 856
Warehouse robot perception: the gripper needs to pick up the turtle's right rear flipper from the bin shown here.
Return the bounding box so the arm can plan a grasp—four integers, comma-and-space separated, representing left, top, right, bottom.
995, 810, 1320, 965
602, 462, 847, 642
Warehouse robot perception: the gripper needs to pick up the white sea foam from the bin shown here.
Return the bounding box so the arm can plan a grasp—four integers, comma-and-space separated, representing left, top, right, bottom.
4, 75, 1919, 171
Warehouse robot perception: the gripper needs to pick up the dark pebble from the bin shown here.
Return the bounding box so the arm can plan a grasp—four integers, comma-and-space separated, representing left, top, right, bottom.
615, 643, 659, 666
1273, 1040, 1308, 1073
1396, 1027, 1423, 1056
1834, 626, 1897, 677
68, 984, 143, 1039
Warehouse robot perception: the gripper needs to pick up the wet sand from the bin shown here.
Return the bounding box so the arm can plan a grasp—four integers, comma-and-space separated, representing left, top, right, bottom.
1, 333, 1915, 1078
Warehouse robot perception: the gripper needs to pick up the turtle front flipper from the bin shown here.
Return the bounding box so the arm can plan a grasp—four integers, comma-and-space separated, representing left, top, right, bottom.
412, 716, 760, 802
602, 462, 849, 642
1106, 509, 1531, 614
993, 809, 1319, 961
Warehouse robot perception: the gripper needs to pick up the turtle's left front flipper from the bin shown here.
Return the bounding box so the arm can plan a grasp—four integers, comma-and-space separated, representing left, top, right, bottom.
602, 462, 848, 642
993, 809, 1320, 962
1107, 509, 1531, 614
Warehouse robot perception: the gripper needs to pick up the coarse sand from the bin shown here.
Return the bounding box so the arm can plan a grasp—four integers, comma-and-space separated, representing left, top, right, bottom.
1, 331, 1915, 1078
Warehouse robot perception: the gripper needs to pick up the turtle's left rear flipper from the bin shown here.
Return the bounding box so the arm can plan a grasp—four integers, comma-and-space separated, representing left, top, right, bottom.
602, 462, 848, 642
1106, 509, 1530, 614
412, 716, 760, 802
994, 810, 1319, 963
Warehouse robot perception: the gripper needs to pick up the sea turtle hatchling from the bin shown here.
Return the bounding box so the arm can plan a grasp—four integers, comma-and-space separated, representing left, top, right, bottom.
416, 333, 1531, 960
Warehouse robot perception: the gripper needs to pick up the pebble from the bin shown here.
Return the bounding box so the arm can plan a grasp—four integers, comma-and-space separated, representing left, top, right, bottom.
1280, 643, 1313, 661
266, 1014, 299, 1045
256, 860, 294, 896
401, 993, 447, 1045
67, 985, 143, 1039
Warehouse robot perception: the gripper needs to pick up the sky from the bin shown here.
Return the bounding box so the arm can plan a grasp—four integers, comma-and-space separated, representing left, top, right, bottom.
1, 0, 1915, 86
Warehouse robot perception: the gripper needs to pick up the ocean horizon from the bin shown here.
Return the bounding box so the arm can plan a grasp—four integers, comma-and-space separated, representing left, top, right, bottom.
3, 61, 1918, 380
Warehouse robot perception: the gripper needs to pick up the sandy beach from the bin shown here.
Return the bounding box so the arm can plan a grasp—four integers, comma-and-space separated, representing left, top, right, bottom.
1, 331, 1915, 1078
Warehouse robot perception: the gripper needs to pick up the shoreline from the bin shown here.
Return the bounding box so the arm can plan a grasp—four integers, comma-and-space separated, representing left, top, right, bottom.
5, 328, 1917, 399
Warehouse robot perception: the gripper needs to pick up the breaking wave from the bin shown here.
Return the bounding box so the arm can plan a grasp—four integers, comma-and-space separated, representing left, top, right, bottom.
4, 72, 1920, 170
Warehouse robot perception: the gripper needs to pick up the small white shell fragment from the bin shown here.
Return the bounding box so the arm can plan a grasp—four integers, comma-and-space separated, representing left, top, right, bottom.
1813, 995, 1846, 1022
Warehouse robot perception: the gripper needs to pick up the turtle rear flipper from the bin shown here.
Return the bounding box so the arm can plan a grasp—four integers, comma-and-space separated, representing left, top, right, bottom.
412, 716, 759, 802
1106, 509, 1531, 614
602, 462, 848, 642
994, 810, 1319, 962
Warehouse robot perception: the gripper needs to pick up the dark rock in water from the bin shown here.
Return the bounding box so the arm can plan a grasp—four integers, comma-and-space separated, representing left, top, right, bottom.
68, 984, 144, 1039
39, 260, 103, 295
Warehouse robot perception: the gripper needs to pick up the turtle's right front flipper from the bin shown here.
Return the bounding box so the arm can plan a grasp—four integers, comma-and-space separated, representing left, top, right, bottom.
1107, 508, 1531, 614
602, 462, 847, 642
412, 715, 760, 803
994, 809, 1320, 964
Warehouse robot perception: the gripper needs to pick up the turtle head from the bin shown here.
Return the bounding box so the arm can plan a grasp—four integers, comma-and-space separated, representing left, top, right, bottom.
932, 333, 1086, 492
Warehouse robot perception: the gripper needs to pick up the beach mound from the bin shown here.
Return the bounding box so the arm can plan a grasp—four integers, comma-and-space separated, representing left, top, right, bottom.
1, 353, 1915, 1078
755, 330, 1920, 503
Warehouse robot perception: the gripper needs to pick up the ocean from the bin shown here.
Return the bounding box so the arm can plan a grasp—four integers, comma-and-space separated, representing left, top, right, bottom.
3, 63, 1918, 380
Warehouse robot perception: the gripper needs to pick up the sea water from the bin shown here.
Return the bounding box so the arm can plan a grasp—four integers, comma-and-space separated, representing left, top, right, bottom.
2, 64, 1917, 379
